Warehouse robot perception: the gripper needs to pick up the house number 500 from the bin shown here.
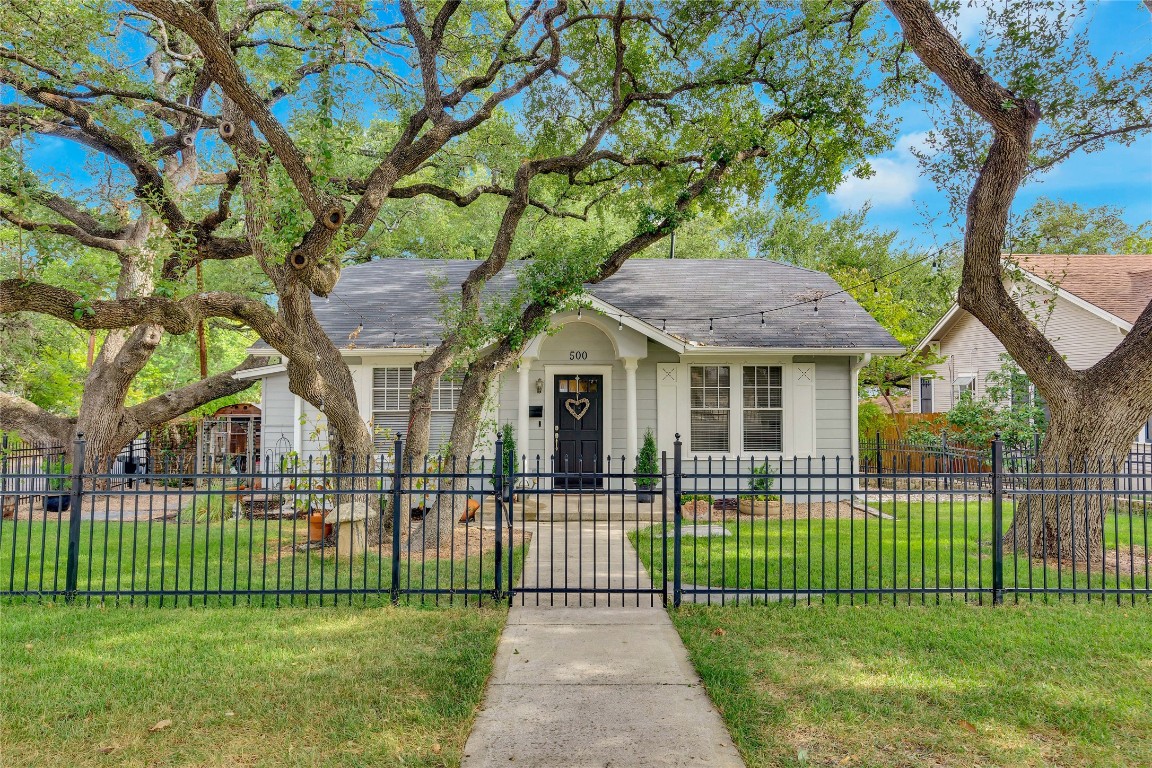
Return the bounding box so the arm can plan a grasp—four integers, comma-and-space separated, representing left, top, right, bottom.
569, 351, 588, 360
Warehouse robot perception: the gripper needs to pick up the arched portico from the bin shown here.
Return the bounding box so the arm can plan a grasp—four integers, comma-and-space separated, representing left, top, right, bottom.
514, 311, 657, 472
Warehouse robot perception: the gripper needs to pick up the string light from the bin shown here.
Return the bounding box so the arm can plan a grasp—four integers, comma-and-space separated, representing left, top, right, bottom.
708, 318, 714, 333
760, 312, 765, 326
671, 243, 954, 324
577, 306, 582, 318
813, 301, 819, 315
873, 281, 879, 296
618, 317, 623, 331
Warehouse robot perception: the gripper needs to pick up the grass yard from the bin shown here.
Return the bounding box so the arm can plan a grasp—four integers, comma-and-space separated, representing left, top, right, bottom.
0, 604, 506, 767
1, 519, 525, 607
632, 501, 1150, 600
673, 602, 1152, 767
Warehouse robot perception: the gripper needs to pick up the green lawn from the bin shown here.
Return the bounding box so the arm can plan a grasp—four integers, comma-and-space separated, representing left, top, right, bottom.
1, 604, 506, 767
1, 519, 524, 607
673, 602, 1152, 767
632, 501, 1150, 601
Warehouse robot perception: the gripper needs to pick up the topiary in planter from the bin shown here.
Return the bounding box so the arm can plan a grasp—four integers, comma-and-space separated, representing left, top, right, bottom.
635, 428, 659, 503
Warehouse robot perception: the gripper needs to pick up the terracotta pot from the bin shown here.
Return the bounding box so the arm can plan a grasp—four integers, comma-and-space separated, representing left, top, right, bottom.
308, 511, 332, 542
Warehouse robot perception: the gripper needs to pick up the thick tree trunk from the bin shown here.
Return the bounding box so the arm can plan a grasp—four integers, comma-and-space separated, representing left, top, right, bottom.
1006, 386, 1146, 563
411, 346, 522, 548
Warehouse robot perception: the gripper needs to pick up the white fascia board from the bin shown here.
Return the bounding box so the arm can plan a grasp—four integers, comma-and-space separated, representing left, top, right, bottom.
911, 302, 963, 354
679, 345, 905, 356
579, 295, 688, 353
233, 363, 287, 380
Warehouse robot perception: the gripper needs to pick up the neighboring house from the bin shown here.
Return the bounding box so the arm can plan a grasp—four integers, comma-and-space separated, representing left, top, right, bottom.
912, 254, 1152, 445
240, 258, 902, 484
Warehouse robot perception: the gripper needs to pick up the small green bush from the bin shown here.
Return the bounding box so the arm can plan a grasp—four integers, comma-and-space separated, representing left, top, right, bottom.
490, 423, 517, 489
749, 464, 779, 501
681, 494, 714, 504
635, 428, 660, 489
41, 455, 71, 492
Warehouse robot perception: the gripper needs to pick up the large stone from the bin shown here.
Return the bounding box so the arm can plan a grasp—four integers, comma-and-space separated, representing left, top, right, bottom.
324, 501, 373, 557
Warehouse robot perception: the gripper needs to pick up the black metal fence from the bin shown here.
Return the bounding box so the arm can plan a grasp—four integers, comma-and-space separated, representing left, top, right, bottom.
1, 433, 1148, 607
669, 440, 1150, 606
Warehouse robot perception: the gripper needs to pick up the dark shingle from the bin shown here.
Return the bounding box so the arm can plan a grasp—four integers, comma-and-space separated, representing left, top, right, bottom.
256, 258, 902, 352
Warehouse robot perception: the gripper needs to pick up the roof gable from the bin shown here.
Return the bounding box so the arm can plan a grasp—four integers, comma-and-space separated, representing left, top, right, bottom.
1014, 254, 1152, 324
256, 258, 902, 353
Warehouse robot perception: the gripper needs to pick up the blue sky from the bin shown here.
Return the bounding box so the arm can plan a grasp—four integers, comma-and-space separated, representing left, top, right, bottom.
816, 1, 1152, 249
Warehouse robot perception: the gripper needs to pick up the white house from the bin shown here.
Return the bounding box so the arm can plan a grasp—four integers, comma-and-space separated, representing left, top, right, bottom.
912, 254, 1152, 444
242, 259, 903, 477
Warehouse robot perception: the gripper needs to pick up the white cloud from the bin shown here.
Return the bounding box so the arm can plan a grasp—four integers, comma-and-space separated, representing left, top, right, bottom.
829, 131, 931, 212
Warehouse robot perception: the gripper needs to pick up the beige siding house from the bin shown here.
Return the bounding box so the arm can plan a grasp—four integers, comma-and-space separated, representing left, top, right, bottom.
912, 255, 1152, 444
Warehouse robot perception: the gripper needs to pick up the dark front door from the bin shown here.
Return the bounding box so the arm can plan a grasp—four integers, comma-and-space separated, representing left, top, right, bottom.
554, 374, 603, 489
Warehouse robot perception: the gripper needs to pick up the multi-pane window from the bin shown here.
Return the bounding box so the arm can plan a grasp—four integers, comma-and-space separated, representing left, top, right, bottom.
690, 365, 730, 453
743, 366, 783, 452
371, 367, 461, 451
920, 377, 934, 414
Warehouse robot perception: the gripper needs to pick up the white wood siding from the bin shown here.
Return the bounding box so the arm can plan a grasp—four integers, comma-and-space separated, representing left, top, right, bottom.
260, 372, 296, 458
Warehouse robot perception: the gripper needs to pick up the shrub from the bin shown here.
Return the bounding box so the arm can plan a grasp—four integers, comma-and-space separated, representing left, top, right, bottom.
42, 455, 71, 492
681, 494, 714, 504
858, 401, 892, 439
490, 423, 517, 489
749, 463, 779, 501
635, 429, 660, 489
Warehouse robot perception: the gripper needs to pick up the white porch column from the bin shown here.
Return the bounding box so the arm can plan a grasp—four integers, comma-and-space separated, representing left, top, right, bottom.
623, 357, 639, 466
516, 358, 534, 452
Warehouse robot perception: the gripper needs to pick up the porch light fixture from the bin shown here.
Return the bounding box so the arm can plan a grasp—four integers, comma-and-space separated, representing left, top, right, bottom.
535, 378, 544, 394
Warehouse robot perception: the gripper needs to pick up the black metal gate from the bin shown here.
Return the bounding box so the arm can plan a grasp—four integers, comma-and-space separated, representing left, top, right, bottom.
506, 450, 669, 607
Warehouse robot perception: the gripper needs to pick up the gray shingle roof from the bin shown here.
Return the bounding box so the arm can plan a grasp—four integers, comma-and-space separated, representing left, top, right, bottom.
257, 258, 902, 352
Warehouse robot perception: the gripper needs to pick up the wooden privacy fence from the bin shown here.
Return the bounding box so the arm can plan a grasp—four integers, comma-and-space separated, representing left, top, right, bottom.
860, 434, 989, 475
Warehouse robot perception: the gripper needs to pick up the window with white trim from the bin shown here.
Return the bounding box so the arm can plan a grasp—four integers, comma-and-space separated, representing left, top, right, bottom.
371, 367, 461, 452
743, 365, 783, 452
690, 365, 730, 453
953, 375, 976, 403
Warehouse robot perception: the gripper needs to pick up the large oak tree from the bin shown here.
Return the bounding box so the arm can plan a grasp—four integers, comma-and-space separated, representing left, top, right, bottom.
2, 1, 899, 489
884, 0, 1152, 559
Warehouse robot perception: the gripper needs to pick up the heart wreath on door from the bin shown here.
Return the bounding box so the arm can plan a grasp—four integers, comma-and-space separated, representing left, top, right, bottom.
564, 396, 590, 420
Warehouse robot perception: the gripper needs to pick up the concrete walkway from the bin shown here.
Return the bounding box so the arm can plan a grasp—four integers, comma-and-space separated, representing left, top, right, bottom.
462, 523, 745, 768
517, 520, 657, 607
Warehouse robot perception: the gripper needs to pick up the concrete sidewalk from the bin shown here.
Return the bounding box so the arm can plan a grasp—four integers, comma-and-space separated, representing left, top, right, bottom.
462, 606, 744, 767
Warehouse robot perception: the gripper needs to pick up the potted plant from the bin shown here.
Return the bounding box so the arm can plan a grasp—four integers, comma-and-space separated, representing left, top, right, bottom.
739, 463, 779, 515
42, 454, 72, 513
635, 429, 659, 503
490, 424, 517, 496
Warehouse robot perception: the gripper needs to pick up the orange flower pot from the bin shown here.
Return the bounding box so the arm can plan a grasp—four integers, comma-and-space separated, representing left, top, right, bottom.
308, 511, 332, 542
